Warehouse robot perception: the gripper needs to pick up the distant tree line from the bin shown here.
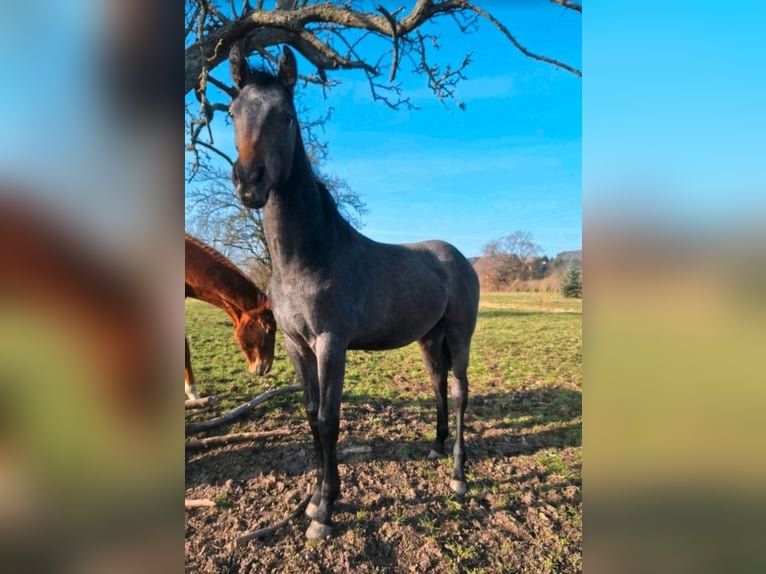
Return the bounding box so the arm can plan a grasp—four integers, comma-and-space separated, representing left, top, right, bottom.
473, 231, 581, 293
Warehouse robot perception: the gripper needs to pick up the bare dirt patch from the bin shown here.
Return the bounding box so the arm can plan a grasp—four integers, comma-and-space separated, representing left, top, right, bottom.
185, 388, 581, 573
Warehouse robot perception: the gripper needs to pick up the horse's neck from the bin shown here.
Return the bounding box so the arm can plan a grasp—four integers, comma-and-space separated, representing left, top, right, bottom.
264, 148, 349, 269
187, 259, 263, 321
191, 287, 245, 324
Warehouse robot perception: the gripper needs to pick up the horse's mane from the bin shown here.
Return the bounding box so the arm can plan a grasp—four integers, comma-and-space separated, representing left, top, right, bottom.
314, 179, 355, 244
185, 233, 267, 302
247, 69, 284, 90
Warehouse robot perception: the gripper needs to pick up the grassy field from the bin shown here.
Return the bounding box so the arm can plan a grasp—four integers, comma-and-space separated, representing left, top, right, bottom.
186, 292, 581, 573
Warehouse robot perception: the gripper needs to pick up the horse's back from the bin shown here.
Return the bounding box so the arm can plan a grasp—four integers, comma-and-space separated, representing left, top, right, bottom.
408, 240, 479, 306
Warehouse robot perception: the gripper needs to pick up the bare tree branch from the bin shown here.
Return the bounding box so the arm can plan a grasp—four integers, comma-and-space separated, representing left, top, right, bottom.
550, 0, 582, 13
185, 429, 293, 450
185, 384, 302, 434
185, 0, 581, 94
376, 5, 402, 81
468, 3, 582, 78
234, 492, 312, 545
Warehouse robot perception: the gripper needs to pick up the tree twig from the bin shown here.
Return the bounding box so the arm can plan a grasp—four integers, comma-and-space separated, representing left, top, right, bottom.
185, 498, 216, 509
468, 3, 582, 77
234, 492, 313, 545
185, 429, 293, 450
185, 384, 302, 433
550, 0, 582, 13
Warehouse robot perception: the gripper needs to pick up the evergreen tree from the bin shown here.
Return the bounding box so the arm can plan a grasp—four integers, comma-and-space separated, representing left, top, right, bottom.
561, 262, 582, 298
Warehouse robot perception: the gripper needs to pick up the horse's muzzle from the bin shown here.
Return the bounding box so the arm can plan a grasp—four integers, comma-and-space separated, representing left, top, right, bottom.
237, 184, 268, 209
248, 359, 271, 376
233, 162, 269, 209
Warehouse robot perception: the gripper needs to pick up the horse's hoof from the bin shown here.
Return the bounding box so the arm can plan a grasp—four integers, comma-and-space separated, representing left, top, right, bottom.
450, 479, 467, 496
306, 520, 333, 540
427, 449, 444, 460
305, 501, 319, 520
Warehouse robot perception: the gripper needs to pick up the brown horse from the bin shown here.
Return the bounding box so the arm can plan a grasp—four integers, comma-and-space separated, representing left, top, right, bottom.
184, 234, 276, 400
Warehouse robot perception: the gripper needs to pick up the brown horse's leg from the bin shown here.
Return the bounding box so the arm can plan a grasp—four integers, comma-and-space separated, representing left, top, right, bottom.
446, 333, 470, 496
305, 334, 346, 540
185, 337, 200, 400
418, 324, 450, 459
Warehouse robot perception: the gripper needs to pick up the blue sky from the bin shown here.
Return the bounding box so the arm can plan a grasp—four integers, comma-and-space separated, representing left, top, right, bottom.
187, 2, 581, 258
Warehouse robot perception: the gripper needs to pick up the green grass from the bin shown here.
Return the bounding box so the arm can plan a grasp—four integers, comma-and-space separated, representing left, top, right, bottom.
185, 290, 581, 445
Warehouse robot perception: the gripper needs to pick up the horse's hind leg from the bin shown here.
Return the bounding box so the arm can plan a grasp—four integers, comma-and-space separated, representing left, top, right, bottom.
445, 331, 471, 496
418, 324, 450, 459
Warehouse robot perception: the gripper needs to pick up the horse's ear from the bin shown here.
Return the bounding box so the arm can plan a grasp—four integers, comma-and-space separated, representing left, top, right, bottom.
278, 46, 297, 91
229, 43, 249, 90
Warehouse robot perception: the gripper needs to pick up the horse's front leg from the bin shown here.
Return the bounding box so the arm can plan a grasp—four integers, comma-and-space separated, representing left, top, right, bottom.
305, 334, 346, 540
184, 337, 200, 400
284, 338, 324, 514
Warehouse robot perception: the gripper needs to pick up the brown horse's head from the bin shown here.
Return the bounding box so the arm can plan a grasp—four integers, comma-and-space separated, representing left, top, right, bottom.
234, 302, 277, 375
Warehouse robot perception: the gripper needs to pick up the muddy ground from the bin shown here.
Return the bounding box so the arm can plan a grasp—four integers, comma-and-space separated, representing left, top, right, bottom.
185, 383, 581, 574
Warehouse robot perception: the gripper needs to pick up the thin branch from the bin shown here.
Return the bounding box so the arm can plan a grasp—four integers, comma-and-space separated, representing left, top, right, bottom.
234, 492, 312, 545
185, 429, 293, 450
185, 499, 216, 509
192, 140, 234, 167
206, 74, 238, 99
550, 0, 582, 13
329, 28, 414, 110
468, 3, 582, 77
413, 31, 470, 109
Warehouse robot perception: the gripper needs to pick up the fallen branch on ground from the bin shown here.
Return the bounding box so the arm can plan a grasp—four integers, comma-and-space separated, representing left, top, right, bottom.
185, 498, 216, 509
234, 492, 313, 546
185, 429, 293, 450
185, 385, 302, 433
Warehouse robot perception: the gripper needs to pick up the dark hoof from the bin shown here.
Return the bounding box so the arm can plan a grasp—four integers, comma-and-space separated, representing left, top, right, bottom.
306, 520, 333, 540
450, 479, 467, 496
306, 501, 320, 520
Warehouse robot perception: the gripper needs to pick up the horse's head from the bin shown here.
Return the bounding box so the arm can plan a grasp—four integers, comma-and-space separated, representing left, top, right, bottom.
229, 44, 299, 210
234, 303, 277, 375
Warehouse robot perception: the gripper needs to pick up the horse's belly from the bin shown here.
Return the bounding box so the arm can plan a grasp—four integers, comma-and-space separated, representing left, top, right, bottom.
348, 334, 423, 351
348, 304, 444, 350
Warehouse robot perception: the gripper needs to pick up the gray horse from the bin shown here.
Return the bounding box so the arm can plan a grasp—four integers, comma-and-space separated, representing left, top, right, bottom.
228, 44, 480, 540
